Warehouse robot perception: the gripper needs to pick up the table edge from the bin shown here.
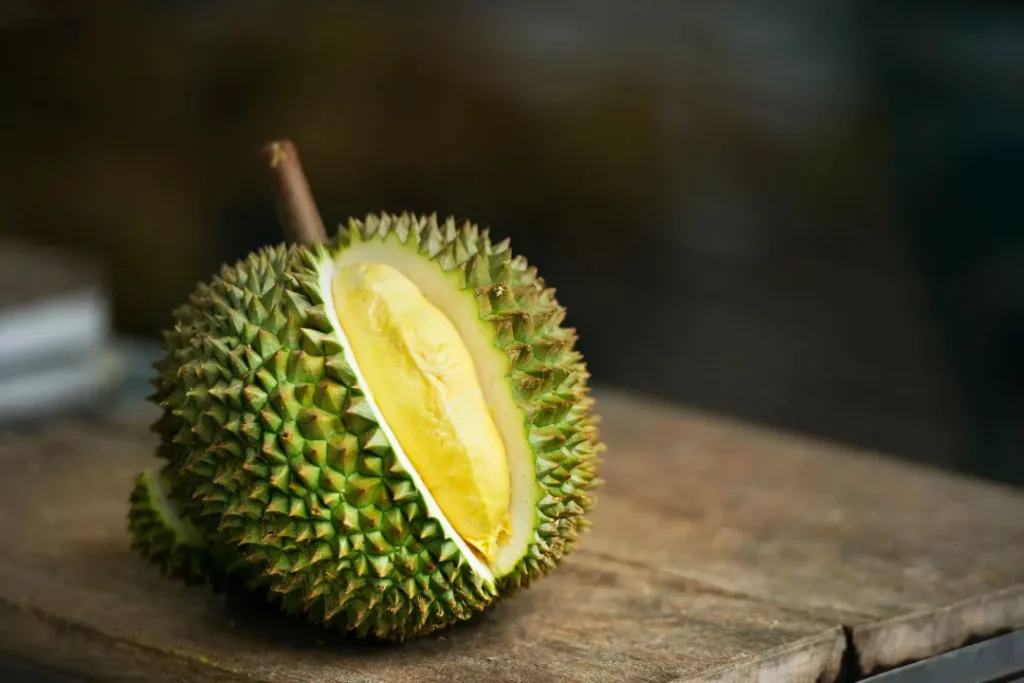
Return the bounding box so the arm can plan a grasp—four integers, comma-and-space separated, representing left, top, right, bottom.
853, 583, 1024, 677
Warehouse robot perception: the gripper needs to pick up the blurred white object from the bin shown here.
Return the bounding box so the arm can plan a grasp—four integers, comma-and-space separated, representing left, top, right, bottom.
0, 239, 125, 426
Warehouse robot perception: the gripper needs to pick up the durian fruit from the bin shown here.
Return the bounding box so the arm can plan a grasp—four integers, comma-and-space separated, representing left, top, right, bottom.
127, 141, 604, 641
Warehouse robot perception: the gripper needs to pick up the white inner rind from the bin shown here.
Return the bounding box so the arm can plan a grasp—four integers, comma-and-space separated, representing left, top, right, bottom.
315, 234, 542, 583
145, 468, 202, 545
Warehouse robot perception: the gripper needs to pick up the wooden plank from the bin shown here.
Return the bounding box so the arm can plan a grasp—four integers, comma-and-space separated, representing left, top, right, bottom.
0, 388, 1022, 682
0, 417, 842, 683
0, 655, 85, 683
587, 390, 1024, 676
860, 628, 1024, 683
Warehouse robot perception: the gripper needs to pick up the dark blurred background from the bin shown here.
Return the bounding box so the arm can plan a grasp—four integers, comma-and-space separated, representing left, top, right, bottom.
0, 2, 1021, 485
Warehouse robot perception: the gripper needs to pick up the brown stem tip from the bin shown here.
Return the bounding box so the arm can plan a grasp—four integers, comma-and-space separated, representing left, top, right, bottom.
262, 139, 328, 246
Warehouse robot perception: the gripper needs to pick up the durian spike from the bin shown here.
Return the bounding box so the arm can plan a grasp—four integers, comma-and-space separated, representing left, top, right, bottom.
262, 139, 328, 246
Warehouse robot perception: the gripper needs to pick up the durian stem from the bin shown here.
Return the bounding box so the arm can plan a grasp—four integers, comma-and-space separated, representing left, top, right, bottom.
262, 139, 328, 245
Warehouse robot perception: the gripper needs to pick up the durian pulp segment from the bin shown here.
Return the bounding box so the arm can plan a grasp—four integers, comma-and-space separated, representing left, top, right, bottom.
331, 261, 512, 564
318, 238, 542, 582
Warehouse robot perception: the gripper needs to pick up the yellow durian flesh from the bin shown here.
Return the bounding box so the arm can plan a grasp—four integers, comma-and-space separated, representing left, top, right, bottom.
331, 261, 512, 564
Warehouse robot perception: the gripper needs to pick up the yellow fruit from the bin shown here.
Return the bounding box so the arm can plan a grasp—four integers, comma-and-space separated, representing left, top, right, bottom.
331, 261, 512, 563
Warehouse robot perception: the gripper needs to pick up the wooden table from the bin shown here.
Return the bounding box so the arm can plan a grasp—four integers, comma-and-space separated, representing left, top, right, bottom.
0, 389, 1021, 683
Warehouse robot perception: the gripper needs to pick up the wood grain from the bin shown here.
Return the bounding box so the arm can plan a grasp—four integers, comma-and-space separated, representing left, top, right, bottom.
588, 390, 1024, 676
0, 389, 1021, 682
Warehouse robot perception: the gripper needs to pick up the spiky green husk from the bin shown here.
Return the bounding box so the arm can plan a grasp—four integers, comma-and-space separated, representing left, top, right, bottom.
128, 466, 228, 586
131, 213, 602, 640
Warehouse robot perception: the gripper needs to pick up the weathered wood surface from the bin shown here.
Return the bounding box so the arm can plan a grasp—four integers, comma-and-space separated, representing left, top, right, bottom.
0, 389, 1021, 683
